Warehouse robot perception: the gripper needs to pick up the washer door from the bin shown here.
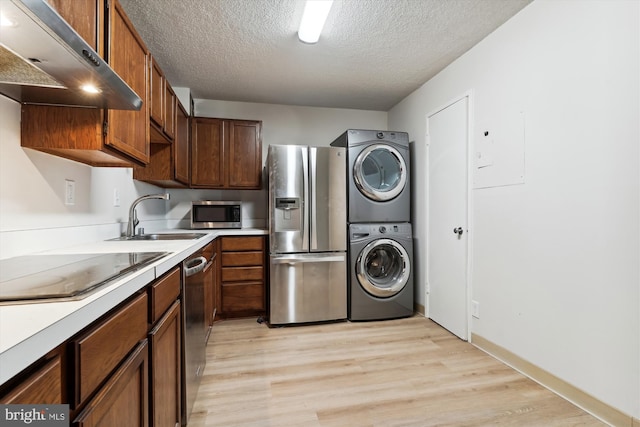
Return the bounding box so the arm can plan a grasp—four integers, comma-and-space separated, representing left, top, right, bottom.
356, 238, 410, 298
353, 144, 407, 201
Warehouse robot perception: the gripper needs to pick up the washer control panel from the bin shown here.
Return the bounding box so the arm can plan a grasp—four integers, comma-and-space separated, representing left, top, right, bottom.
350, 223, 412, 239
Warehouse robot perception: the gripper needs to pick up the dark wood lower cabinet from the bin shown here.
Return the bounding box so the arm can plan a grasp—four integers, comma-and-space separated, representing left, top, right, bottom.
72, 293, 148, 406
0, 355, 62, 404
149, 301, 181, 427
73, 340, 149, 427
218, 236, 266, 318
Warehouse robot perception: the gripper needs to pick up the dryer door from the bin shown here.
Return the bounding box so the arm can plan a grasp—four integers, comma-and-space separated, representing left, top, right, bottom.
356, 238, 411, 298
353, 144, 407, 201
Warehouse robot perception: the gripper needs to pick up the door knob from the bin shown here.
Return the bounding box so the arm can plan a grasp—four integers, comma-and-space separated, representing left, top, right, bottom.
453, 227, 464, 236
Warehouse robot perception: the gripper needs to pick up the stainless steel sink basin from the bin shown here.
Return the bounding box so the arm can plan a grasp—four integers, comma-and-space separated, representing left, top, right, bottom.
110, 233, 207, 241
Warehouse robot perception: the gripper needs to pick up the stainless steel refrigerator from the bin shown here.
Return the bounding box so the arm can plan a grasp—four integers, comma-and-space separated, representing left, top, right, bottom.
268, 144, 347, 325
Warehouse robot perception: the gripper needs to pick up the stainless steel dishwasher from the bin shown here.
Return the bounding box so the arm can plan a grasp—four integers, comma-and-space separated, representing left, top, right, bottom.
181, 251, 207, 425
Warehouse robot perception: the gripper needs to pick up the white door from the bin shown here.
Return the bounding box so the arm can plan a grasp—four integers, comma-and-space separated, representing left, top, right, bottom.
427, 96, 469, 340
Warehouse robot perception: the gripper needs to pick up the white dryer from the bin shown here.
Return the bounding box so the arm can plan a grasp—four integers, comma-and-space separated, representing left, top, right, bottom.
348, 223, 414, 321
331, 129, 410, 223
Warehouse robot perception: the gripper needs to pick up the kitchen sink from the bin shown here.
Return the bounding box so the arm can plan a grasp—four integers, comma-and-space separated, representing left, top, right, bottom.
110, 233, 207, 241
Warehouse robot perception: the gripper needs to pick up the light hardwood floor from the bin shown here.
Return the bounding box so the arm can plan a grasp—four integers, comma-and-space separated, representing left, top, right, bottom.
189, 316, 604, 426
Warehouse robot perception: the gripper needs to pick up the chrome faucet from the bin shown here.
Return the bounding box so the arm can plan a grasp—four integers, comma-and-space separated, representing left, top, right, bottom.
126, 193, 170, 238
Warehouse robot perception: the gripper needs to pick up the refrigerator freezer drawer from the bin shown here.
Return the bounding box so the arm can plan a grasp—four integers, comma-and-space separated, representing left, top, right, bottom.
269, 253, 347, 325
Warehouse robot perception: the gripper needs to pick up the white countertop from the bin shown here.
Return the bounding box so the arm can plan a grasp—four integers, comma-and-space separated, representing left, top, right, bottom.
0, 228, 267, 385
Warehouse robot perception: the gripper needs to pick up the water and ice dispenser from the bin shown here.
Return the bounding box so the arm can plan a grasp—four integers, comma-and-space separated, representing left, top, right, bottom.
274, 197, 302, 232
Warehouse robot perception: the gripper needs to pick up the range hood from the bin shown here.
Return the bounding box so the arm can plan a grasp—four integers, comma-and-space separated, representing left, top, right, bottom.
0, 0, 142, 110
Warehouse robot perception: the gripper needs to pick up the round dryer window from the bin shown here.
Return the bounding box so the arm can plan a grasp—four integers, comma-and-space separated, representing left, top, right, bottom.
354, 144, 407, 201
356, 238, 411, 298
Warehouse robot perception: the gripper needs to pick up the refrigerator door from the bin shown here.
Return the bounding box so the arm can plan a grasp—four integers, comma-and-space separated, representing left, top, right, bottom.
268, 145, 309, 253
269, 253, 347, 324
310, 147, 346, 252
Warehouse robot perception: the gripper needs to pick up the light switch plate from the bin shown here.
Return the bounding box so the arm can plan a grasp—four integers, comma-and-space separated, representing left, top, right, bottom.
65, 179, 75, 205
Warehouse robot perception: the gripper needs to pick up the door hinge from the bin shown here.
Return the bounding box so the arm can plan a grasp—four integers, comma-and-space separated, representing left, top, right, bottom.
103, 121, 108, 136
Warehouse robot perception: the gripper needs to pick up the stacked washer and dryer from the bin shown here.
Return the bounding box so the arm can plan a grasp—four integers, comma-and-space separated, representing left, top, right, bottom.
330, 130, 414, 321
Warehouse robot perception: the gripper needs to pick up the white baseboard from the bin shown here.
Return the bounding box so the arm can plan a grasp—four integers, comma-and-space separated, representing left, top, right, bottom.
471, 333, 638, 427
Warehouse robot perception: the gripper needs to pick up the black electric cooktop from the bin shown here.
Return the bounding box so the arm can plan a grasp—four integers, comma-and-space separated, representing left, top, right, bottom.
0, 252, 168, 304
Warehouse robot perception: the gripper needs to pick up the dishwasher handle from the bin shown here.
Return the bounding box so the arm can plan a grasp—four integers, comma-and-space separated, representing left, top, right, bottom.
184, 256, 207, 277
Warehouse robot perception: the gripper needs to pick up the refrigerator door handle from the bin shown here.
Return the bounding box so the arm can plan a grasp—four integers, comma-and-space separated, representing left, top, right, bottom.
271, 254, 346, 264
309, 147, 318, 249
302, 147, 310, 250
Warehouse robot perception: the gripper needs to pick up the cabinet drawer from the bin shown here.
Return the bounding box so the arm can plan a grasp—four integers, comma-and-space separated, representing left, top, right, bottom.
149, 267, 181, 324
222, 251, 263, 267
0, 355, 62, 404
73, 293, 148, 405
221, 282, 264, 312
221, 236, 264, 251
74, 340, 149, 427
222, 266, 263, 282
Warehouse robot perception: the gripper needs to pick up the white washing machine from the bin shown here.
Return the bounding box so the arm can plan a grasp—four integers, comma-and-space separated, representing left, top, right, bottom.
348, 223, 414, 321
330, 129, 411, 223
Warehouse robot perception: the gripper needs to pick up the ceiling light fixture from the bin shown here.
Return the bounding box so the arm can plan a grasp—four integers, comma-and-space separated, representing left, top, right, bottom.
298, 0, 333, 44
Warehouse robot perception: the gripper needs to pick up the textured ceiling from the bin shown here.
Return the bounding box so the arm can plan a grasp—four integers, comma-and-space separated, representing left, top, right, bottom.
119, 0, 532, 111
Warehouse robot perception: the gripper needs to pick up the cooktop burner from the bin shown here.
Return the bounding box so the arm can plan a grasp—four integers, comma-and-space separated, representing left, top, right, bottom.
0, 252, 168, 304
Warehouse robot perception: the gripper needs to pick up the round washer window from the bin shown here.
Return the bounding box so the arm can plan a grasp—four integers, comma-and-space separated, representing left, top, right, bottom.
356, 238, 410, 298
354, 144, 407, 202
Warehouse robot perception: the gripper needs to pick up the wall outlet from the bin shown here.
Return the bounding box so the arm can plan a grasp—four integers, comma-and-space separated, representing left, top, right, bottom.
471, 300, 480, 318
113, 188, 120, 207
64, 179, 75, 205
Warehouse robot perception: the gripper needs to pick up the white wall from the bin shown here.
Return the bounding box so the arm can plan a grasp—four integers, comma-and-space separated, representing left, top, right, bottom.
389, 0, 639, 419
0, 96, 168, 259
0, 95, 386, 258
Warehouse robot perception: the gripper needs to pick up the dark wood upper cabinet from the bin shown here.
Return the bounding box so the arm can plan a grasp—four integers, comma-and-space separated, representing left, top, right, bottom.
149, 57, 164, 129
149, 55, 176, 144
46, 0, 102, 52
163, 84, 176, 140
133, 101, 190, 188
191, 117, 225, 188
191, 117, 262, 189
20, 0, 150, 167
174, 102, 190, 184
103, 0, 150, 163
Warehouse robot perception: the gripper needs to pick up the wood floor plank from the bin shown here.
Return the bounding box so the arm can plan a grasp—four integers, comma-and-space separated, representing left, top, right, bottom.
189, 316, 604, 426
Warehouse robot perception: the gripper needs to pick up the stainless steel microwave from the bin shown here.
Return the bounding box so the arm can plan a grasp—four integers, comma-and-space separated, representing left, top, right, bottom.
191, 201, 242, 229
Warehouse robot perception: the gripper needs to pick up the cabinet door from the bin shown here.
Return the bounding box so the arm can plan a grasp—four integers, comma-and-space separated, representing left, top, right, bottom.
174, 103, 190, 184
227, 120, 262, 188
105, 0, 150, 165
191, 118, 224, 188
163, 84, 176, 139
149, 57, 164, 128
0, 356, 62, 404
48, 0, 102, 53
74, 340, 149, 427
149, 302, 181, 427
